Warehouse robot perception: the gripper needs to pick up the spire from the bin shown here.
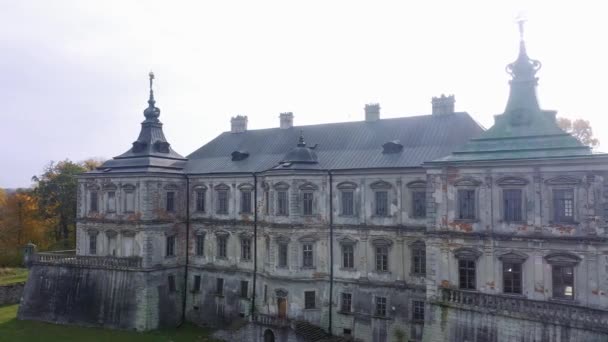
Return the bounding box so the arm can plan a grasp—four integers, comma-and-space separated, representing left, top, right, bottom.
503, 16, 542, 122
144, 71, 161, 122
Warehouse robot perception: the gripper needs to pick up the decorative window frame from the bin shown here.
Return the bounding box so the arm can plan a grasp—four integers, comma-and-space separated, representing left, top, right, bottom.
407, 180, 427, 219
496, 177, 528, 223
409, 240, 426, 276
121, 184, 136, 213
370, 181, 393, 217
498, 250, 527, 295
214, 183, 231, 215
274, 182, 290, 216
194, 230, 205, 257
545, 176, 580, 224
299, 234, 319, 269
215, 230, 230, 259
453, 247, 482, 261
239, 232, 253, 262
192, 184, 208, 213
338, 236, 357, 270
238, 183, 254, 214
275, 235, 290, 269
544, 252, 581, 266
103, 184, 118, 213
86, 183, 100, 213
337, 182, 357, 217
372, 237, 393, 273
453, 177, 481, 222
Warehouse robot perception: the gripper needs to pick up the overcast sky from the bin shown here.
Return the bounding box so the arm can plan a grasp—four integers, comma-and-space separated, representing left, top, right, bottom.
2, 1, 607, 188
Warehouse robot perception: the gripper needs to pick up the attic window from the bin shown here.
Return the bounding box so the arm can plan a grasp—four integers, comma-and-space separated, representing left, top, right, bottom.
132, 141, 147, 153
154, 141, 170, 153
382, 140, 403, 154
231, 151, 250, 161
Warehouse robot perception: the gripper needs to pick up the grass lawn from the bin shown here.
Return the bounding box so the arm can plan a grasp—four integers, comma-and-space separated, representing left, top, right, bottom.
0, 268, 28, 285
0, 305, 220, 342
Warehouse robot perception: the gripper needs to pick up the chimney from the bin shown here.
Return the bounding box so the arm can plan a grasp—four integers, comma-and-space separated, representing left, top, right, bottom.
432, 94, 455, 115
365, 103, 380, 122
230, 115, 248, 133
280, 112, 294, 129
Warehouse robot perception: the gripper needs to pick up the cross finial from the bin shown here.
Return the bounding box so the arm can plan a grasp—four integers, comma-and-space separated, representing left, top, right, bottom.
149, 71, 155, 91
515, 12, 527, 40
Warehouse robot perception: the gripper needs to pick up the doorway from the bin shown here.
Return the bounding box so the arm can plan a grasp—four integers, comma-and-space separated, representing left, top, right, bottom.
277, 297, 287, 318
264, 329, 275, 342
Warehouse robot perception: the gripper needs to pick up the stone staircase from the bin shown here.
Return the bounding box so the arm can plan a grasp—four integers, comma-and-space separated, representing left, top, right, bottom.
293, 320, 352, 342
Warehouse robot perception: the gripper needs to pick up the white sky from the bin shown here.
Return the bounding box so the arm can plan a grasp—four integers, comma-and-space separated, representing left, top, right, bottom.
2, 0, 608, 188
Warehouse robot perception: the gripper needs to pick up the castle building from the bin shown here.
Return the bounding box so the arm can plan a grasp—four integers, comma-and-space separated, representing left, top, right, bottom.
18, 25, 608, 342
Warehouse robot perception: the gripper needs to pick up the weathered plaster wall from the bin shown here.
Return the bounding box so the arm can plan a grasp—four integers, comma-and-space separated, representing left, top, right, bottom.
18, 265, 183, 331
423, 303, 607, 342
0, 282, 24, 306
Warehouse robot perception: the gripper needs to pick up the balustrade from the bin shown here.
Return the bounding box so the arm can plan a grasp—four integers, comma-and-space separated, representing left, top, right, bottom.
439, 287, 608, 332
253, 313, 291, 328
32, 253, 142, 269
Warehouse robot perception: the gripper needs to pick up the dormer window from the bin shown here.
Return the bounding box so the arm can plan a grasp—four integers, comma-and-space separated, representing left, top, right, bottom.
231, 151, 249, 161
382, 140, 403, 154
154, 141, 170, 153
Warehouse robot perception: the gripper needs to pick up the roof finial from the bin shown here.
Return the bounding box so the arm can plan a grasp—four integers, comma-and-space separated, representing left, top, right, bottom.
143, 71, 160, 121
515, 12, 526, 41
297, 130, 306, 147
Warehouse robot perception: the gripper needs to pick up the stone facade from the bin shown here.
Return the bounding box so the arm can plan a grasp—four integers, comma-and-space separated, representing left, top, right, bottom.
18, 26, 608, 342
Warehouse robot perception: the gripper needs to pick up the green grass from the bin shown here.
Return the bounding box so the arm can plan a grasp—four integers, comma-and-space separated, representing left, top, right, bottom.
0, 305, 220, 342
0, 268, 28, 285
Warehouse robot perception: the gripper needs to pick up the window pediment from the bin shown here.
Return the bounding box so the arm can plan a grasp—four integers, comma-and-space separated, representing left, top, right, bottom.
121, 230, 136, 237
496, 176, 528, 186
215, 183, 230, 191
406, 180, 427, 189
299, 234, 320, 243
121, 183, 136, 191
193, 184, 208, 191
454, 247, 482, 260
275, 235, 291, 244
544, 252, 581, 266
86, 183, 100, 190
87, 229, 99, 236
238, 183, 254, 190
498, 250, 528, 263
105, 230, 118, 238
273, 182, 290, 190
239, 231, 253, 239
338, 236, 357, 246
299, 182, 318, 191
337, 181, 357, 190
275, 288, 288, 298
545, 176, 581, 186
102, 183, 117, 191
409, 240, 425, 248
370, 180, 392, 190
195, 229, 206, 236
215, 230, 230, 237
164, 183, 179, 190
371, 237, 393, 247
453, 177, 482, 187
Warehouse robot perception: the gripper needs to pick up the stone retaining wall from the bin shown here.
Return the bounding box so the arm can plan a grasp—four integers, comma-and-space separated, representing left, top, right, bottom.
0, 282, 25, 306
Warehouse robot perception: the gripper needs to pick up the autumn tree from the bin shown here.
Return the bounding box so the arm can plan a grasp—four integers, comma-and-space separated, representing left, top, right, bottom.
0, 191, 47, 249
31, 160, 89, 248
557, 117, 599, 148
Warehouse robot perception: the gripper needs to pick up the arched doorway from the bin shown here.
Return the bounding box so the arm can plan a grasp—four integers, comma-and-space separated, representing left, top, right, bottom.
264, 329, 275, 342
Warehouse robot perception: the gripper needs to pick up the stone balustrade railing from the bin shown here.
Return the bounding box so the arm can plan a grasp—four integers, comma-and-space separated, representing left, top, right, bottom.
32, 253, 142, 269
438, 287, 608, 333
253, 313, 291, 328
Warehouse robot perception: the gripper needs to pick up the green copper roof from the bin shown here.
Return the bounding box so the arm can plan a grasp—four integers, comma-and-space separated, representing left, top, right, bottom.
435, 27, 591, 163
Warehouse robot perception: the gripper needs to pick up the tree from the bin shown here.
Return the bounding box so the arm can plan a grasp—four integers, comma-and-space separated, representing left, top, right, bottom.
0, 191, 47, 248
557, 117, 599, 148
31, 160, 88, 248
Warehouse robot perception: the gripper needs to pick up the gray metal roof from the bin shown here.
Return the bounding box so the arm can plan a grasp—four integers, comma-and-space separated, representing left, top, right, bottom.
185, 112, 483, 174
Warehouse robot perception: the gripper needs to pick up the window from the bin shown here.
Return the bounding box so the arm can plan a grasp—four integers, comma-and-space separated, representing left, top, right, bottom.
89, 234, 97, 255
216, 278, 224, 295
193, 275, 201, 293
412, 191, 426, 218
412, 245, 426, 276
264, 285, 268, 303
217, 236, 227, 258
375, 191, 388, 216
341, 293, 352, 312
166, 191, 175, 212
302, 243, 314, 268
552, 265, 574, 300
168, 275, 176, 292
342, 245, 354, 269
241, 238, 252, 261
195, 190, 205, 212
278, 243, 288, 267
107, 191, 116, 212
277, 191, 288, 215
412, 300, 425, 321
124, 190, 135, 213
166, 235, 175, 257
217, 190, 228, 214
375, 296, 387, 317
302, 192, 314, 215
241, 191, 252, 214
554, 189, 574, 223
195, 234, 204, 256
341, 190, 354, 216
264, 190, 269, 215
457, 189, 476, 220
458, 259, 476, 290
240, 280, 249, 298
304, 291, 316, 309
90, 191, 98, 212
503, 262, 522, 294
503, 189, 522, 222
375, 246, 389, 272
